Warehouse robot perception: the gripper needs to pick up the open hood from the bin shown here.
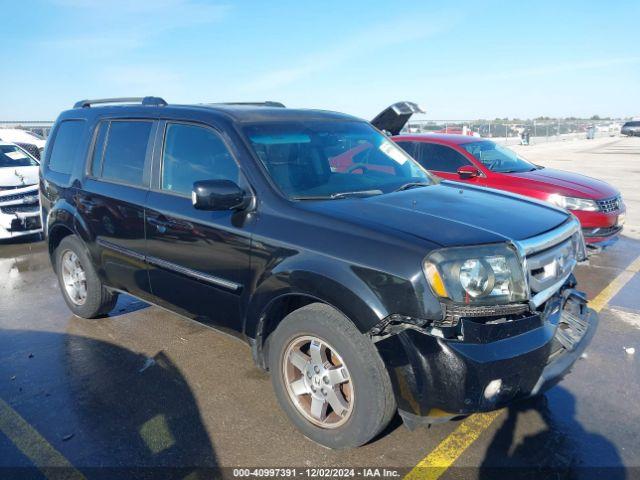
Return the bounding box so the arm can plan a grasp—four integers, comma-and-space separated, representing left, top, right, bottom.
371, 101, 424, 135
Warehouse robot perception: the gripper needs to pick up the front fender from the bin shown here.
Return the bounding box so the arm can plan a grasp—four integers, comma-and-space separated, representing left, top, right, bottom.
244, 251, 424, 338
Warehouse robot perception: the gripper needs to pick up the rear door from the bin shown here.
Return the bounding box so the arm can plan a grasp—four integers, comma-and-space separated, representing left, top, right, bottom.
78, 118, 157, 298
144, 120, 254, 332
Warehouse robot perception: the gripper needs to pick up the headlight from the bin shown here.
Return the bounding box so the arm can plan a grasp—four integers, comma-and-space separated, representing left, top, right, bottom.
547, 194, 598, 212
423, 244, 527, 304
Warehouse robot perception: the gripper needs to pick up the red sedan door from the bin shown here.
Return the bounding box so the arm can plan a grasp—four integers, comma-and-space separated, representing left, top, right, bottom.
396, 140, 486, 185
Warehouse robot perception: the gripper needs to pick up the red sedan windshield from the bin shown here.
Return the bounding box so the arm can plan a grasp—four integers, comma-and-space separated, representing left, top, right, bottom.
462, 141, 538, 173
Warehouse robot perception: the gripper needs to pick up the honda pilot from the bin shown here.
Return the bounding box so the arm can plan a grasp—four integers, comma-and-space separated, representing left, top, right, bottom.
41, 97, 597, 449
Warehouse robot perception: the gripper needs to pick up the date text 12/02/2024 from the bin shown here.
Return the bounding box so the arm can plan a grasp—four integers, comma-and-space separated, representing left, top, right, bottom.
232, 468, 401, 477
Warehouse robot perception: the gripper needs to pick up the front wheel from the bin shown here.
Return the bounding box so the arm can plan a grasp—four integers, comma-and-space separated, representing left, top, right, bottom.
268, 303, 396, 449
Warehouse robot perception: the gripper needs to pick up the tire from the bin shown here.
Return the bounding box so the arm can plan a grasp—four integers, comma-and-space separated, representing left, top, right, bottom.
268, 303, 396, 449
54, 235, 118, 318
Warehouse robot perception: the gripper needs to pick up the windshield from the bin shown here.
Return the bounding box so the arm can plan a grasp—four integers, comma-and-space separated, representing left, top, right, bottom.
0, 145, 38, 168
244, 121, 434, 199
462, 141, 537, 173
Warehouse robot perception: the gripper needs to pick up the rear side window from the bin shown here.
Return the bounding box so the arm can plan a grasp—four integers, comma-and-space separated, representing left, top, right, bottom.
100, 121, 152, 187
48, 120, 85, 174
418, 143, 470, 173
161, 123, 239, 196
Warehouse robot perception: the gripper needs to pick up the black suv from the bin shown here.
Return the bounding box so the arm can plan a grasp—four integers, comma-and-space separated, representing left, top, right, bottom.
41, 97, 597, 449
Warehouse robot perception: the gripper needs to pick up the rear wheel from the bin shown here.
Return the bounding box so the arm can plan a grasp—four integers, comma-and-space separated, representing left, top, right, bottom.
268, 303, 396, 449
55, 235, 118, 318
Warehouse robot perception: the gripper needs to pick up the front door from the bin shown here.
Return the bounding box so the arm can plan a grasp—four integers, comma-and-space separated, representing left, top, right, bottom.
417, 143, 486, 185
145, 121, 254, 332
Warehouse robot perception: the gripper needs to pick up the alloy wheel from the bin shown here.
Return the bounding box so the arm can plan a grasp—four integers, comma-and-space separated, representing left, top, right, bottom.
60, 250, 87, 306
282, 335, 354, 428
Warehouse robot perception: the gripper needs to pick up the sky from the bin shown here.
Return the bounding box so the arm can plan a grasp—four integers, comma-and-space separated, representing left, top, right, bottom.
1, 0, 638, 121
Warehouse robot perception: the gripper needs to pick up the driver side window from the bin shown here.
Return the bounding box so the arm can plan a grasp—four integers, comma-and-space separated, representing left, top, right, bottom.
161, 123, 239, 196
418, 143, 470, 173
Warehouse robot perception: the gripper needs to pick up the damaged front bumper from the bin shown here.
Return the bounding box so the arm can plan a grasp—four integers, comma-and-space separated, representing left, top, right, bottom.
0, 186, 42, 239
374, 286, 598, 429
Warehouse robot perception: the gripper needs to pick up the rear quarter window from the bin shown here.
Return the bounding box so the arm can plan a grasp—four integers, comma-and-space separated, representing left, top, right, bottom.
47, 120, 85, 174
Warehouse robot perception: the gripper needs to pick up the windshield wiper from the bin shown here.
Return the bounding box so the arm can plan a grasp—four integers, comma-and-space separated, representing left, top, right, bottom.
330, 189, 383, 199
393, 181, 431, 192
292, 190, 383, 201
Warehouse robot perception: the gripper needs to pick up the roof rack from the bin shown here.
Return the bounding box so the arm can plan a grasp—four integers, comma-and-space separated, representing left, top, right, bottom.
213, 101, 286, 108
73, 97, 168, 109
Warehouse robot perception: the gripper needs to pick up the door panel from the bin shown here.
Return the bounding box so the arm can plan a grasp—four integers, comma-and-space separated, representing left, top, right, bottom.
77, 119, 157, 298
79, 179, 150, 296
418, 143, 486, 186
145, 193, 253, 330
144, 121, 254, 332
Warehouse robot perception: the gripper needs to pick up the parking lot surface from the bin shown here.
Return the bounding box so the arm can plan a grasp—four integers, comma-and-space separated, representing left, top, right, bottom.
1, 137, 639, 479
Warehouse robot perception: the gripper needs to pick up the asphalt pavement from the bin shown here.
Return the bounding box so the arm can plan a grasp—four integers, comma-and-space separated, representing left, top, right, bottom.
1, 137, 639, 480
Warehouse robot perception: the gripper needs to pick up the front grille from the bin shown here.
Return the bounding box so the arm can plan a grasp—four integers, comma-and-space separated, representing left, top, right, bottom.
596, 196, 622, 213
518, 218, 584, 308
526, 235, 578, 295
0, 190, 38, 203
1, 204, 39, 214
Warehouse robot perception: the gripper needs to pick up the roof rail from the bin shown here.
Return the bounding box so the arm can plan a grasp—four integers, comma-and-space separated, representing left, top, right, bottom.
73, 96, 168, 109
213, 101, 286, 108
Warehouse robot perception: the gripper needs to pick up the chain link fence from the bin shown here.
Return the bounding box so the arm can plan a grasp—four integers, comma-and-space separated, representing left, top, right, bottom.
403, 119, 626, 145
0, 118, 631, 145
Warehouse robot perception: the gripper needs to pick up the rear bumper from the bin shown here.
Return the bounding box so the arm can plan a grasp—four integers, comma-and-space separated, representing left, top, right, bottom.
376, 288, 597, 427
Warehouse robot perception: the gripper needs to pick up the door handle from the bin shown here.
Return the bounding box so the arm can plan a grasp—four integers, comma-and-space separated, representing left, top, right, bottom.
151, 215, 169, 233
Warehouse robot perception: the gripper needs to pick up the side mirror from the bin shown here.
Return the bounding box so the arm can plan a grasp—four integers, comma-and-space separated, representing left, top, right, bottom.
192, 179, 250, 211
457, 165, 480, 179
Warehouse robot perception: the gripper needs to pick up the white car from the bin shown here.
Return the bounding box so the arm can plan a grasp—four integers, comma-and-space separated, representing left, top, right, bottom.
0, 128, 46, 159
0, 142, 42, 240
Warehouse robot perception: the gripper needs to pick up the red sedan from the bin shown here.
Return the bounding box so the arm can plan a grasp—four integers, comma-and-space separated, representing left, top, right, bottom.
397, 134, 624, 248
370, 103, 625, 249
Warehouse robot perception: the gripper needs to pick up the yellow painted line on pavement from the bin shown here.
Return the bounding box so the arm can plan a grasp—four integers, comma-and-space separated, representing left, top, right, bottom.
406, 254, 640, 480
404, 410, 503, 480
0, 398, 86, 480
589, 254, 640, 312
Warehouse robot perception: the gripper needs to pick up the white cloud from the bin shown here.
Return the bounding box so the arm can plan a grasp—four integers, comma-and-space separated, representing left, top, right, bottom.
239, 11, 462, 93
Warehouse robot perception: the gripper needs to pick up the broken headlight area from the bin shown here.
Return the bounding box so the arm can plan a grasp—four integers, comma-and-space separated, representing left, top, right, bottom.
423, 244, 528, 305
370, 306, 541, 344
371, 275, 581, 344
